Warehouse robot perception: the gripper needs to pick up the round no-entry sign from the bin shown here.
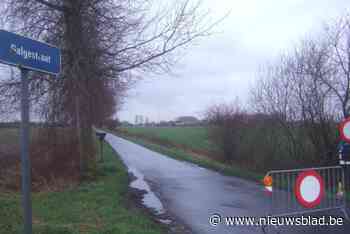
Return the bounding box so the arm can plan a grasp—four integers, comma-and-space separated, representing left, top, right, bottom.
295, 170, 324, 208
339, 117, 350, 143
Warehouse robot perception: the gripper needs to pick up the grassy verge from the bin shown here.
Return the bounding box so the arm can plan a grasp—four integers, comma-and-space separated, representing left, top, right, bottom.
113, 130, 263, 182
0, 142, 165, 234
120, 127, 219, 153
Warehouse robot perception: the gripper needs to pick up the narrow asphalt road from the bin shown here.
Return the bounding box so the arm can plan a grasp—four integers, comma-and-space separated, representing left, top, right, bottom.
105, 133, 350, 234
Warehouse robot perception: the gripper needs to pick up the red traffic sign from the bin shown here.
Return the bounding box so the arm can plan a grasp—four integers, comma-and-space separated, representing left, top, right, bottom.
295, 170, 324, 208
339, 117, 350, 143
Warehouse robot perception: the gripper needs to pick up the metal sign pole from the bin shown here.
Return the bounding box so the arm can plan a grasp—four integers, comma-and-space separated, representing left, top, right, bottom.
20, 67, 32, 234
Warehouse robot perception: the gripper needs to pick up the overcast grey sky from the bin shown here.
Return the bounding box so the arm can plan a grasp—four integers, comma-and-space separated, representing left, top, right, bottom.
118, 0, 350, 123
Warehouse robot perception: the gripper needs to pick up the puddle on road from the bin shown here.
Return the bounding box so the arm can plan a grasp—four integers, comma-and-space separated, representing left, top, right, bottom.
128, 167, 165, 215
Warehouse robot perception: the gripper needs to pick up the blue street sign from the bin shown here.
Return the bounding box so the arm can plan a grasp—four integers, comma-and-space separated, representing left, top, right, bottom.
0, 30, 61, 75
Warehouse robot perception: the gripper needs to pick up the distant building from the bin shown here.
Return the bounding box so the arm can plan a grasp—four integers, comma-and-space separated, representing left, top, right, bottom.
121, 121, 133, 127
135, 115, 145, 126
134, 115, 139, 125
175, 116, 200, 126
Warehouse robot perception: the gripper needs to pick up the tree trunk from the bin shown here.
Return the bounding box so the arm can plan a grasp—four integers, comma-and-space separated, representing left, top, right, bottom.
64, 0, 96, 180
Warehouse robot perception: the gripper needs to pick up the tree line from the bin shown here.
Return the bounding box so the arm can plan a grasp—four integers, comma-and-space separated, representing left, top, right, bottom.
206, 15, 350, 171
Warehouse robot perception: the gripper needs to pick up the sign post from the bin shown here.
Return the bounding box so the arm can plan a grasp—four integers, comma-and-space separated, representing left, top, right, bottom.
338, 117, 350, 216
0, 30, 61, 234
20, 68, 31, 234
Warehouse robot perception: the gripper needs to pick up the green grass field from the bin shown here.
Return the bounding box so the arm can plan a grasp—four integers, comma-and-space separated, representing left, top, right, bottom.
120, 127, 219, 154
0, 140, 165, 234
0, 127, 48, 148
0, 128, 20, 146
114, 127, 263, 182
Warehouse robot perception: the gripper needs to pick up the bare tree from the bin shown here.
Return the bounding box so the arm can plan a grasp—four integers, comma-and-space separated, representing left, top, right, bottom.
250, 21, 347, 165
322, 16, 350, 118
0, 0, 217, 178
205, 101, 247, 162
291, 39, 336, 162
251, 57, 302, 162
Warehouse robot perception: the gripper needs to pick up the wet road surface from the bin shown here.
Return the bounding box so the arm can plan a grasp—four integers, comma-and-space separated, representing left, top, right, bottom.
105, 133, 350, 234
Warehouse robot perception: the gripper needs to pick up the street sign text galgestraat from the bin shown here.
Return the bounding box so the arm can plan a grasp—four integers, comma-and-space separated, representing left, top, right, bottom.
0, 30, 60, 75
